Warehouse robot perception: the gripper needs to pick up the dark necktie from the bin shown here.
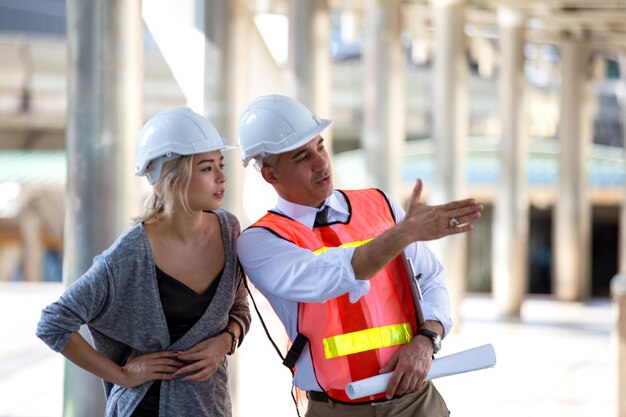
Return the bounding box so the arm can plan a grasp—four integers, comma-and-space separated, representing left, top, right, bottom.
314, 206, 331, 227
313, 205, 377, 384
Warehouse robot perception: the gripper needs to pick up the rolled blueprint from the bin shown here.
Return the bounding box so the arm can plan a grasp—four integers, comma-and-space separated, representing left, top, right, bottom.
345, 344, 496, 400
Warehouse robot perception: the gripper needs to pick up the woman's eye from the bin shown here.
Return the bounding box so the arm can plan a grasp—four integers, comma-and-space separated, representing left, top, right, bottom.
219, 163, 225, 170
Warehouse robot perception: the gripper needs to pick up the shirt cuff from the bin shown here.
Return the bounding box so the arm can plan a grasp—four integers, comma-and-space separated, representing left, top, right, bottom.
419, 301, 453, 337
349, 280, 371, 303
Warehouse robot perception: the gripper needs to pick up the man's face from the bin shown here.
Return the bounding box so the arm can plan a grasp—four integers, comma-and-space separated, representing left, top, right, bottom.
262, 136, 333, 208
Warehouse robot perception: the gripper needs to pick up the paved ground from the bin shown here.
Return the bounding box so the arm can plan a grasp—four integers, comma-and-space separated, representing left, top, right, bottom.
0, 282, 617, 417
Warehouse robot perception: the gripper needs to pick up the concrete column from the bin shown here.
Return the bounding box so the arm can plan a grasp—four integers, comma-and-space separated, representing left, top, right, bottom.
618, 54, 626, 276
612, 274, 626, 417
429, 0, 468, 329
361, 0, 405, 201
492, 7, 528, 318
553, 34, 592, 301
616, 53, 626, 417
287, 0, 333, 152
0, 245, 20, 282
204, 0, 250, 222
65, 0, 142, 415
20, 207, 43, 282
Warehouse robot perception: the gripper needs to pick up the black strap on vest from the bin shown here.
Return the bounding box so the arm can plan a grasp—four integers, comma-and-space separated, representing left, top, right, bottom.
282, 333, 308, 371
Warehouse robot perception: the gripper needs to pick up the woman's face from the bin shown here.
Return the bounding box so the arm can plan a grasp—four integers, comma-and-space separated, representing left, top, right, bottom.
186, 150, 227, 212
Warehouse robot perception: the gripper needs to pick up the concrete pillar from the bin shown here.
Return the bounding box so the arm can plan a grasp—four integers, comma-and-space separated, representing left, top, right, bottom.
287, 0, 333, 152
612, 274, 626, 417
204, 0, 250, 222
615, 52, 626, 417
492, 7, 528, 318
20, 207, 43, 282
0, 244, 20, 282
429, 0, 468, 329
65, 0, 142, 415
361, 0, 405, 201
553, 34, 592, 301
618, 54, 626, 276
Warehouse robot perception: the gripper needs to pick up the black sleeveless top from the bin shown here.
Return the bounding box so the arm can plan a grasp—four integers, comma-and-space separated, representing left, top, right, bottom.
132, 265, 222, 416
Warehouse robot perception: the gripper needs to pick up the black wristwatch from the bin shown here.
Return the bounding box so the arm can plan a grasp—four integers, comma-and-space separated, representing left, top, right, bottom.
417, 329, 441, 354
221, 327, 238, 355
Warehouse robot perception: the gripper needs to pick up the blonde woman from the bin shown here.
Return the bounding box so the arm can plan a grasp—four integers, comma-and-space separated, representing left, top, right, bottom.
37, 107, 250, 417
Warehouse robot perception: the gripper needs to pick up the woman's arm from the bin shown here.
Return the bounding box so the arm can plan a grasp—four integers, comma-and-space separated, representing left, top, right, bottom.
61, 333, 181, 388
228, 268, 251, 343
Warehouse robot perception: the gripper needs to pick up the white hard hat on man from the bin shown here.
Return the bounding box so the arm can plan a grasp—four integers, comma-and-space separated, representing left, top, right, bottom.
135, 106, 233, 184
238, 95, 332, 168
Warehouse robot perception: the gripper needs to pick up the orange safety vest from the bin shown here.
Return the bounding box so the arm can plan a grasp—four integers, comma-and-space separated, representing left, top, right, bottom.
251, 189, 418, 403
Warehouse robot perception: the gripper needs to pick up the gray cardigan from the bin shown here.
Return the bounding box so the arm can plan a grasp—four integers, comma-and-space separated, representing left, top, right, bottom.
36, 210, 251, 417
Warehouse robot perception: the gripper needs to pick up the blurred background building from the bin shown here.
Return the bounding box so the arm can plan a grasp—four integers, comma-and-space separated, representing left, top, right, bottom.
0, 0, 624, 416
1, 0, 624, 298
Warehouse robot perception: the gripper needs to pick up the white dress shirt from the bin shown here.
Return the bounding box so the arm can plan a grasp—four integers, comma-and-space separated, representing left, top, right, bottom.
237, 190, 452, 391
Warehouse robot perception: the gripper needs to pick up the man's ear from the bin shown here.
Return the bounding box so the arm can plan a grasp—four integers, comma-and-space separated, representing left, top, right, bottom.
261, 165, 278, 184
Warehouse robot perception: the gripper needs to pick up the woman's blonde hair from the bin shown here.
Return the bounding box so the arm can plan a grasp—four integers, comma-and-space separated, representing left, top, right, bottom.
134, 155, 194, 224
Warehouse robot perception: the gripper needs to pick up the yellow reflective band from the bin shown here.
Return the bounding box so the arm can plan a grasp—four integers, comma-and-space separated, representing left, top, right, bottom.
313, 238, 374, 255
323, 323, 414, 359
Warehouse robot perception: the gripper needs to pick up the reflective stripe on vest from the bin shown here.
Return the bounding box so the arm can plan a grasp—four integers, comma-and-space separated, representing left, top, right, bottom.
312, 237, 373, 254
323, 322, 413, 359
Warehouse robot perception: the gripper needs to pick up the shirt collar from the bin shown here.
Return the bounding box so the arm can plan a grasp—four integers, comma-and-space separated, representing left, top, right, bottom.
275, 191, 350, 229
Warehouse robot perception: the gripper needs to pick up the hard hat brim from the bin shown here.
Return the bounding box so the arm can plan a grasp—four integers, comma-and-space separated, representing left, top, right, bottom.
241, 118, 332, 167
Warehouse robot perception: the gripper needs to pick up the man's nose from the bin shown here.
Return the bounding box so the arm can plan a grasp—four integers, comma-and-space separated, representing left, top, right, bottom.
312, 150, 329, 171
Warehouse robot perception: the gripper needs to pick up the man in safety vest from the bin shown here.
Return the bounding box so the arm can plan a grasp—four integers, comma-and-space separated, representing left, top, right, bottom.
237, 94, 484, 417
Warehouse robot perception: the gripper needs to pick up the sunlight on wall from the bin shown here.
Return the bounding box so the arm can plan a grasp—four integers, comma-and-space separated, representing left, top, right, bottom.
253, 13, 288, 66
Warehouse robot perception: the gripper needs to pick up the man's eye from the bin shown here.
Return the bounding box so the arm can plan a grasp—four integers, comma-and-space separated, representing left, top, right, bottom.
219, 163, 225, 169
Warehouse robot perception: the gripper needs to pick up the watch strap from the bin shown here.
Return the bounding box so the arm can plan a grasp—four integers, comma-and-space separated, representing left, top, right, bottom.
417, 329, 441, 354
222, 327, 238, 355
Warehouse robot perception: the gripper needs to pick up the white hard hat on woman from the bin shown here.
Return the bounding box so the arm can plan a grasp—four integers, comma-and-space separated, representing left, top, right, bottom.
238, 95, 332, 168
135, 106, 233, 184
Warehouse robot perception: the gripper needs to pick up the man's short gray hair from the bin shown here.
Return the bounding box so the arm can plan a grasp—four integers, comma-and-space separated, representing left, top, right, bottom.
253, 153, 281, 171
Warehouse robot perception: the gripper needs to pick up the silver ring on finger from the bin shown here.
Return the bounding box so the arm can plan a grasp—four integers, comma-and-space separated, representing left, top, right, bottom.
448, 217, 459, 228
